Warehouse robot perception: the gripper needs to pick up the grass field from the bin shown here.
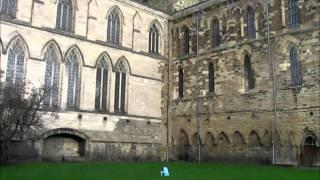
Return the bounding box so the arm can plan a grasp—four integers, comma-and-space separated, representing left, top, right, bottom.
0, 162, 319, 180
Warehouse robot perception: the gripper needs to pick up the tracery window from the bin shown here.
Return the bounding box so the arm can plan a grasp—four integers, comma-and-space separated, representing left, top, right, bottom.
43, 44, 60, 107
95, 56, 109, 111
244, 55, 255, 90
288, 0, 299, 28
107, 9, 121, 44
247, 6, 256, 40
6, 38, 25, 83
114, 60, 127, 113
56, 0, 73, 32
0, 0, 16, 18
211, 19, 220, 48
149, 24, 159, 54
178, 67, 184, 98
290, 47, 302, 86
65, 49, 81, 109
208, 62, 215, 93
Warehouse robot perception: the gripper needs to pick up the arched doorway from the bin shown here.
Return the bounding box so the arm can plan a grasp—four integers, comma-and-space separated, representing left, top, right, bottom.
300, 132, 320, 167
41, 128, 89, 161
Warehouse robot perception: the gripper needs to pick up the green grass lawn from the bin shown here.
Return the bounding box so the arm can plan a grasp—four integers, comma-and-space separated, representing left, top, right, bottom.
0, 162, 319, 180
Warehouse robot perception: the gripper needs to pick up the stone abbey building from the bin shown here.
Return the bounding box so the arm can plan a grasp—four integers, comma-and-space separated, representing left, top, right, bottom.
0, 0, 319, 166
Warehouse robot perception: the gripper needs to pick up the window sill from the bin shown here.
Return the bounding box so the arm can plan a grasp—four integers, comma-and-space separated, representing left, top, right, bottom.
0, 14, 16, 19
95, 109, 110, 113
113, 111, 128, 115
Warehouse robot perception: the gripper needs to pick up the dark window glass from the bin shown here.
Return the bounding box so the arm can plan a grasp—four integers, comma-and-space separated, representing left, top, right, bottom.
114, 61, 127, 113
0, 0, 16, 18
178, 67, 184, 98
66, 49, 80, 109
247, 6, 256, 40
244, 55, 255, 90
288, 0, 299, 28
107, 9, 121, 44
56, 0, 73, 32
290, 47, 302, 86
43, 44, 60, 107
149, 24, 160, 54
95, 57, 109, 111
208, 62, 215, 93
6, 38, 25, 83
212, 19, 220, 48
182, 27, 189, 55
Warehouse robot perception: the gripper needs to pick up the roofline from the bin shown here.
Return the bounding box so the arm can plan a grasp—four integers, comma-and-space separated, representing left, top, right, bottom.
172, 0, 226, 20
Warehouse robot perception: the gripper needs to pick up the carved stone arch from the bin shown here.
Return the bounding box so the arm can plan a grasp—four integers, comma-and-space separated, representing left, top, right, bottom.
218, 131, 231, 144
40, 128, 90, 161
41, 40, 63, 62
192, 132, 202, 146
178, 129, 190, 147
302, 128, 319, 146
236, 45, 252, 62
299, 128, 320, 167
288, 130, 295, 146
205, 132, 216, 147
106, 5, 125, 25
133, 11, 142, 31
232, 131, 246, 147
115, 56, 131, 74
95, 52, 114, 71
246, 0, 265, 10
209, 13, 223, 24
64, 45, 84, 65
277, 36, 300, 56
275, 129, 282, 146
41, 128, 90, 141
54, 0, 78, 10
262, 130, 272, 147
177, 129, 190, 161
5, 34, 30, 57
249, 130, 262, 148
180, 24, 190, 33
148, 19, 163, 35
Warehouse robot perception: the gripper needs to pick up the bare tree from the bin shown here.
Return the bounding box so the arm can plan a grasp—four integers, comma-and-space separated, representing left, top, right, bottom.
0, 71, 49, 163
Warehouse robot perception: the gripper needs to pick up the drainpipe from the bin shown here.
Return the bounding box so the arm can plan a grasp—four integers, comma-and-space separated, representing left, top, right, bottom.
265, 0, 277, 165
166, 20, 172, 163
195, 10, 201, 164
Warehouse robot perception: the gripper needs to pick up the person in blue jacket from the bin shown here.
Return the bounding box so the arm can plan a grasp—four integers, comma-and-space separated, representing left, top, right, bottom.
160, 166, 170, 176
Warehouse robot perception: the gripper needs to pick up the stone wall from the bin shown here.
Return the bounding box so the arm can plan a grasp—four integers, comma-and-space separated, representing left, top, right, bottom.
164, 0, 320, 166
0, 0, 167, 162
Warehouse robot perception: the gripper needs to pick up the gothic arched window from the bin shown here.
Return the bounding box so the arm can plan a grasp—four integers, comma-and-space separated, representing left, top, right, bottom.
0, 0, 16, 18
56, 0, 74, 32
247, 6, 256, 40
290, 47, 302, 86
43, 44, 60, 107
288, 0, 299, 28
182, 27, 189, 55
95, 56, 109, 111
114, 60, 127, 113
149, 24, 160, 54
6, 38, 26, 83
107, 9, 121, 44
65, 49, 81, 109
211, 19, 220, 48
244, 55, 255, 90
208, 62, 215, 93
178, 67, 184, 98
